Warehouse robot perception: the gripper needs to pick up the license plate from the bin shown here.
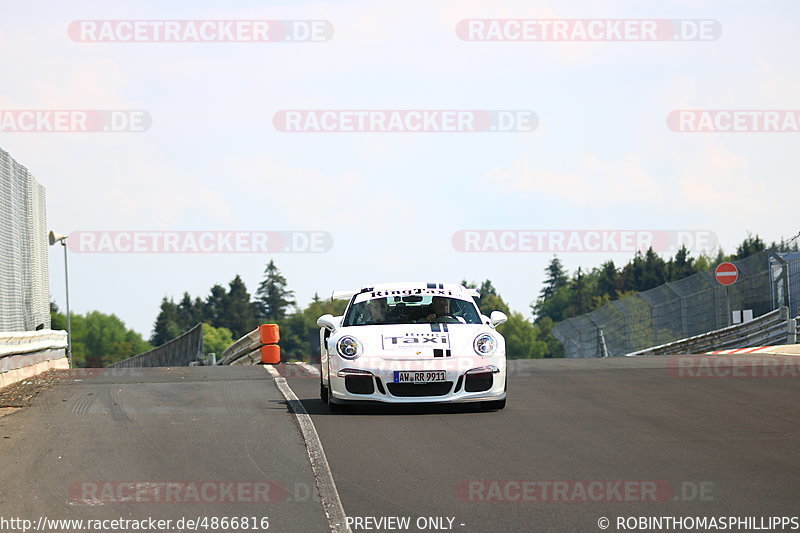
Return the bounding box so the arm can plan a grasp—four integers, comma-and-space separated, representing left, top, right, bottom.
393, 371, 447, 383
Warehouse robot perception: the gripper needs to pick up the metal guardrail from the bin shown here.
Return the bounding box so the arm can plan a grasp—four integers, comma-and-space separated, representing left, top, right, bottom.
0, 330, 68, 357
229, 349, 263, 366
107, 324, 204, 368
219, 328, 262, 365
219, 324, 279, 365
626, 307, 798, 357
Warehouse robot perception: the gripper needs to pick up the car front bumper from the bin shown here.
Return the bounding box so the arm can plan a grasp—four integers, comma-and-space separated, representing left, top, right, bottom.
327, 354, 506, 404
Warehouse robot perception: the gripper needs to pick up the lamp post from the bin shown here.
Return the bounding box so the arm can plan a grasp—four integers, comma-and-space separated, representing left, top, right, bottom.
48, 230, 72, 368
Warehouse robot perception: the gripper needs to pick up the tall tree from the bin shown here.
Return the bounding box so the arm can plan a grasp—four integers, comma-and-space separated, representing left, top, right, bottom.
479, 279, 498, 297
540, 255, 569, 300
596, 260, 621, 298
567, 267, 593, 316
176, 292, 200, 331
641, 247, 668, 290
150, 297, 182, 346
204, 284, 227, 326
256, 260, 296, 321
668, 244, 696, 281
735, 234, 766, 259
219, 275, 258, 339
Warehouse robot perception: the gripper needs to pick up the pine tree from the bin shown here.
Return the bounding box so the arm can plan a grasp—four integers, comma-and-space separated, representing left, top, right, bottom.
204, 284, 227, 327
735, 234, 766, 259
176, 292, 198, 331
256, 260, 296, 321
479, 279, 498, 297
669, 244, 696, 281
621, 251, 646, 292
219, 275, 258, 339
533, 257, 572, 324
150, 297, 182, 346
596, 260, 620, 298
567, 267, 592, 316
640, 247, 667, 291
540, 255, 568, 300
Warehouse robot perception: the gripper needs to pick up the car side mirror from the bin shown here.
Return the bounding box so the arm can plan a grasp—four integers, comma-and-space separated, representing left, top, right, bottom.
489, 311, 508, 327
317, 314, 338, 331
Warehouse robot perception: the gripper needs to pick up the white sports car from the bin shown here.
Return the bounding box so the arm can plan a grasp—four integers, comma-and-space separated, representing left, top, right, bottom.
317, 282, 508, 410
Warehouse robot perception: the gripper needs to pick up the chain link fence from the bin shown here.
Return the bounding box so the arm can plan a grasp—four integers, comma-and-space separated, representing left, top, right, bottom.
554, 251, 776, 358
770, 251, 800, 318
107, 324, 204, 367
0, 147, 50, 332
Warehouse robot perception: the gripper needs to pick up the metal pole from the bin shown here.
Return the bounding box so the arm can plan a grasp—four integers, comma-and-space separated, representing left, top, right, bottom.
726, 285, 731, 327
599, 329, 609, 358
63, 241, 73, 368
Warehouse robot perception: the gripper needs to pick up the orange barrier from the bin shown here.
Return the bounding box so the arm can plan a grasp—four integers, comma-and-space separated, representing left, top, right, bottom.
261, 344, 281, 364
259, 324, 280, 364
259, 324, 280, 345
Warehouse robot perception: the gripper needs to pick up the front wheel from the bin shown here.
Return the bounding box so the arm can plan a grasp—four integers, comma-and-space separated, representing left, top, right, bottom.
326, 385, 343, 411
325, 368, 343, 411
320, 381, 328, 402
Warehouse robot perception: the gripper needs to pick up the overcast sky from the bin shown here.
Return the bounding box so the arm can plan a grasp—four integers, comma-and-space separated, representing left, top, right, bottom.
2, 0, 798, 337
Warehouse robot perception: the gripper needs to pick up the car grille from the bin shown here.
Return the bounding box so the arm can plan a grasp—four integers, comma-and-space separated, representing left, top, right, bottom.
386, 382, 454, 397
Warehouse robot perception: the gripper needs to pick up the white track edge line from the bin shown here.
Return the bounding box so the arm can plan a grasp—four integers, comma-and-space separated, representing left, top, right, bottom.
297, 362, 321, 375
266, 366, 351, 533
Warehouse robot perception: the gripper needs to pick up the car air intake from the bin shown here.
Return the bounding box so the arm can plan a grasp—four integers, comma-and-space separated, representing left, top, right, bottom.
345, 375, 375, 395
386, 382, 454, 397
464, 372, 493, 392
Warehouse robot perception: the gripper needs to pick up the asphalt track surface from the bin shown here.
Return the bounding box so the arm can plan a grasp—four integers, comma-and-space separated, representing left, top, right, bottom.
2, 357, 800, 533
0, 367, 328, 532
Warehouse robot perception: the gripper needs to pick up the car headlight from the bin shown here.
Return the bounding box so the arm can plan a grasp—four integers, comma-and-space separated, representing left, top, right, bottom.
337, 336, 361, 359
474, 334, 497, 356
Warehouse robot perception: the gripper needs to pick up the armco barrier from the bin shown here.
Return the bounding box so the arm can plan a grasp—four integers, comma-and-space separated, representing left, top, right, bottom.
626, 307, 798, 357
219, 324, 280, 365
0, 329, 68, 388
107, 324, 204, 367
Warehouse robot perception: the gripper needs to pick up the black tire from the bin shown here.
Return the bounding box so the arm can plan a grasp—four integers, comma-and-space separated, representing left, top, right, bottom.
320, 382, 328, 402
326, 367, 343, 411
327, 386, 343, 411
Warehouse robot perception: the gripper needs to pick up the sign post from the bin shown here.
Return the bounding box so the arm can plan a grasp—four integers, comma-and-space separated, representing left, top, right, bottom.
715, 262, 740, 326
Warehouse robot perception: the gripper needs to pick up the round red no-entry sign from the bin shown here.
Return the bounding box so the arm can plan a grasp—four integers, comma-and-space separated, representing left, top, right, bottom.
715, 262, 739, 286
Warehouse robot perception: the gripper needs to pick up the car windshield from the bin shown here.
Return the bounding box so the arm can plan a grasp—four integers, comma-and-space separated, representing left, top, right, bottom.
343, 295, 482, 326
